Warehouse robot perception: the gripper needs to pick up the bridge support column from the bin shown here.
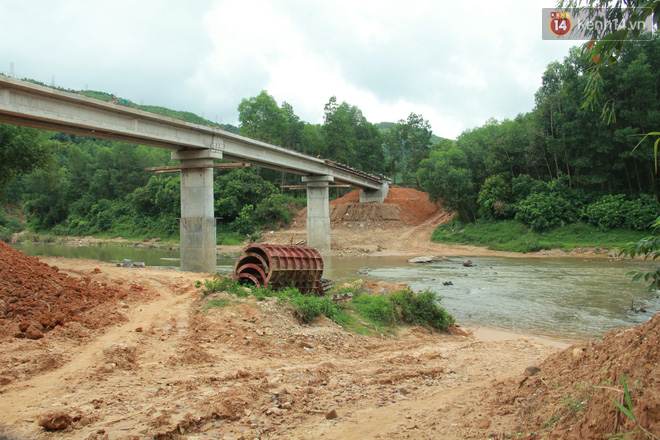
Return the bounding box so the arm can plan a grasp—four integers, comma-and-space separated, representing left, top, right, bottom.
302, 175, 333, 250
359, 182, 390, 203
172, 149, 222, 273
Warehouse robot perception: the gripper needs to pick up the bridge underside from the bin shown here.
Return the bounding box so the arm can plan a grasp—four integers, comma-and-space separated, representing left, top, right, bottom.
0, 76, 390, 272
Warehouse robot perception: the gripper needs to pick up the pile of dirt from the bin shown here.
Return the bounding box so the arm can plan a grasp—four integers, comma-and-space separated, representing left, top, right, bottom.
494, 312, 660, 438
326, 187, 445, 226
0, 240, 146, 340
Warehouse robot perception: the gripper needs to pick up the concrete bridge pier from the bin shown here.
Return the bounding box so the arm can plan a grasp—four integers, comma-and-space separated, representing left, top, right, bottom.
359, 182, 390, 203
172, 149, 222, 273
302, 175, 333, 250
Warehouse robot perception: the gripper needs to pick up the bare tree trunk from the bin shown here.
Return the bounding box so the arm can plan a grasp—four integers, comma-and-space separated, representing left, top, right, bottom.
624, 161, 633, 192
634, 160, 643, 191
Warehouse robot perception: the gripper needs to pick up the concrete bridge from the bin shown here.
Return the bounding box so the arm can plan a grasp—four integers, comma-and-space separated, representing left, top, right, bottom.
0, 76, 389, 272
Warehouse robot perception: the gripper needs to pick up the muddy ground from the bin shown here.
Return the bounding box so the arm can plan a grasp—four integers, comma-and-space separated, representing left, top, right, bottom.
0, 241, 570, 440
3, 243, 658, 439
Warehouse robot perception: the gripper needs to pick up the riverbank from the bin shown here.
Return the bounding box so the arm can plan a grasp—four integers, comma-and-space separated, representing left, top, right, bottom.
0, 248, 566, 439
3, 243, 659, 439
262, 215, 625, 259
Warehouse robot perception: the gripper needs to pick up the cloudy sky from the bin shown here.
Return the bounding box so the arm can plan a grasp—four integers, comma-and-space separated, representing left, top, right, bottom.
0, 0, 576, 140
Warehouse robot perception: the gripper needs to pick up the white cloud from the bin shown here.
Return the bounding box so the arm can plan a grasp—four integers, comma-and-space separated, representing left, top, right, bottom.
0, 0, 578, 138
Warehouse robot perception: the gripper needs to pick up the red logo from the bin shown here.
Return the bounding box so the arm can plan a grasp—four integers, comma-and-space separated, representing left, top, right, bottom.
549, 11, 572, 36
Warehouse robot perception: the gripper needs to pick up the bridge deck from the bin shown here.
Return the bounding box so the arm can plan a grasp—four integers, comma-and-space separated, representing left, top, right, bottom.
0, 76, 385, 190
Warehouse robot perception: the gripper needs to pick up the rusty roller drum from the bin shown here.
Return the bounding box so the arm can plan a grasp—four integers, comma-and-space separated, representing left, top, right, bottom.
233, 244, 325, 294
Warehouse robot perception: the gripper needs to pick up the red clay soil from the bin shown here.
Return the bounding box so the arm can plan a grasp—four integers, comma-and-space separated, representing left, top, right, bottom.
0, 240, 147, 341
493, 312, 660, 439
330, 187, 442, 225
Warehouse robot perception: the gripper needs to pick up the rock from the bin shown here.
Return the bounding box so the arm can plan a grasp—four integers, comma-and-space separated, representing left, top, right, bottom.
523, 365, 541, 377
281, 402, 292, 410
357, 269, 370, 275
39, 412, 73, 431
135, 327, 143, 333
325, 409, 338, 420
572, 347, 585, 358
19, 322, 30, 332
442, 281, 453, 286
408, 255, 448, 263
266, 407, 284, 416
462, 259, 475, 267
302, 386, 314, 394
25, 325, 44, 340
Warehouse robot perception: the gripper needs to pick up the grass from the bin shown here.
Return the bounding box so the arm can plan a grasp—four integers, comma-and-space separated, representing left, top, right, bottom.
431, 220, 648, 253
202, 297, 235, 312
196, 274, 455, 334
217, 231, 247, 246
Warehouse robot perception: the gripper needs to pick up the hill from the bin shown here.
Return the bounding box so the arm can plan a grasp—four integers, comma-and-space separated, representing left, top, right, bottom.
19, 78, 240, 133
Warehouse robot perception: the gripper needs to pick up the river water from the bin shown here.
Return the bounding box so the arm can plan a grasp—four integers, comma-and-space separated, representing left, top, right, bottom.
12, 243, 660, 342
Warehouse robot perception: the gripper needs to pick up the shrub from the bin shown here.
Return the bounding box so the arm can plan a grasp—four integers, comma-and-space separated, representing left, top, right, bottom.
351, 294, 396, 326
585, 193, 660, 231
232, 204, 257, 235
514, 192, 576, 231
390, 288, 455, 330
477, 175, 514, 220
511, 175, 548, 203
584, 194, 627, 230
254, 193, 304, 228
195, 277, 453, 331
285, 291, 344, 324
0, 211, 23, 242
623, 194, 660, 230
195, 274, 250, 297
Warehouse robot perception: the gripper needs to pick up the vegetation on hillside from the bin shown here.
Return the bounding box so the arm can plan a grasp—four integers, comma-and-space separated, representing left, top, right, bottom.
1, 34, 659, 247
419, 35, 660, 234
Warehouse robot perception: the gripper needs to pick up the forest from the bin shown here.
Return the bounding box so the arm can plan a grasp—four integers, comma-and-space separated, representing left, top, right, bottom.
1, 35, 659, 245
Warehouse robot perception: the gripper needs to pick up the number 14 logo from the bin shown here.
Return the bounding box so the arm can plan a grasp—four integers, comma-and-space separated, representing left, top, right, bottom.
549, 12, 572, 36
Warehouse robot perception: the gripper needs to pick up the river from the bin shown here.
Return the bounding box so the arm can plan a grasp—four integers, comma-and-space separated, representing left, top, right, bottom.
12, 243, 660, 342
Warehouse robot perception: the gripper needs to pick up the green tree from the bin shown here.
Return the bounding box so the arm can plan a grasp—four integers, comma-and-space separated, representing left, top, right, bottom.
384, 113, 432, 184
559, 0, 659, 122
238, 91, 289, 145
322, 96, 358, 165
477, 175, 513, 220
0, 124, 53, 199
322, 96, 385, 174
22, 167, 70, 229
417, 146, 477, 222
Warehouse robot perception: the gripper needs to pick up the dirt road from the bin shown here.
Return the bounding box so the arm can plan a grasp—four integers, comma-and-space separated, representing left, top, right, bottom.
0, 252, 566, 440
